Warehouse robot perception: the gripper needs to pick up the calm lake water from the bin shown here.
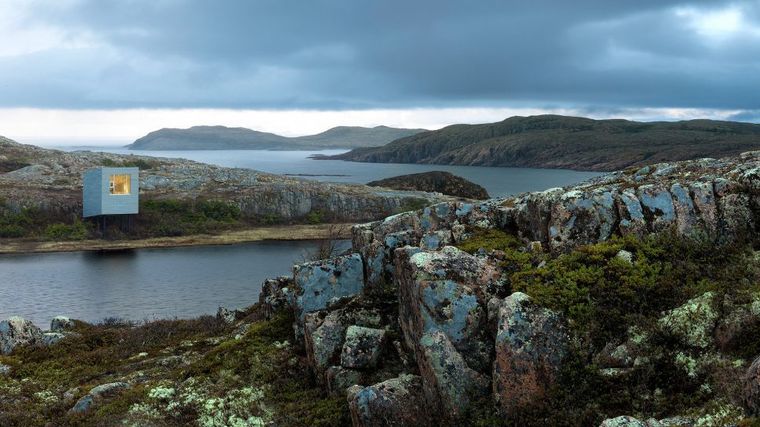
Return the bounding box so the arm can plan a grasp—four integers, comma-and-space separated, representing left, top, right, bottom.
87, 147, 601, 198
4, 148, 601, 326
0, 240, 350, 327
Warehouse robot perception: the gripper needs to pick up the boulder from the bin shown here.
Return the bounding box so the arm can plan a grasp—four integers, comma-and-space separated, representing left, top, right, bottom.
658, 292, 718, 348
50, 316, 75, 332
258, 276, 294, 319
396, 246, 502, 372
599, 416, 648, 427
340, 326, 386, 369
305, 311, 349, 378
416, 330, 489, 418
216, 306, 245, 324
492, 292, 567, 415
70, 382, 131, 413
394, 245, 502, 418
347, 374, 433, 427
326, 365, 361, 395
304, 305, 384, 380
547, 188, 618, 251
293, 253, 365, 338
0, 316, 43, 355
41, 332, 66, 346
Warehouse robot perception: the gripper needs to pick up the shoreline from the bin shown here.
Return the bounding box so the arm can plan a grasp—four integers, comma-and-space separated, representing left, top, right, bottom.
0, 223, 354, 254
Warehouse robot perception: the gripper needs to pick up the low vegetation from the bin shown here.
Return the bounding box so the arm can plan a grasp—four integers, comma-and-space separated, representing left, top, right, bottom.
457, 229, 760, 425
0, 310, 349, 426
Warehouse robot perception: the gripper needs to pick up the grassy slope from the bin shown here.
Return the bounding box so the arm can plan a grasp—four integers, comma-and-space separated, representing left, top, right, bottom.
330, 115, 760, 171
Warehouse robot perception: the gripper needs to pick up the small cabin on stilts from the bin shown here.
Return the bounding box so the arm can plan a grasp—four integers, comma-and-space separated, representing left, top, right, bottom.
83, 167, 139, 236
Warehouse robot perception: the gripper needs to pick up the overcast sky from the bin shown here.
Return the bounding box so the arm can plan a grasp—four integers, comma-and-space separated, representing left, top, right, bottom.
1, 0, 759, 144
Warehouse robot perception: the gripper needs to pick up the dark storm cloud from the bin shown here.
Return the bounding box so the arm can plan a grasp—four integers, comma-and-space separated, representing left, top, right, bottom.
1, 0, 758, 110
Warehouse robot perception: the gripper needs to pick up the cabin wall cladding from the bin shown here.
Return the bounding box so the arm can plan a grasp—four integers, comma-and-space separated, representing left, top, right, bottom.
82, 167, 139, 218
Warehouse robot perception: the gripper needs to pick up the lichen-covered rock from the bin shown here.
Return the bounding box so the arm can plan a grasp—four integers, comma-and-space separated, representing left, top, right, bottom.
216, 306, 245, 324
415, 330, 489, 418
492, 292, 567, 415
305, 311, 349, 378
658, 292, 718, 348
70, 382, 131, 413
50, 316, 75, 332
599, 415, 648, 427
340, 326, 386, 369
396, 246, 502, 373
0, 316, 43, 355
419, 230, 453, 250
347, 374, 433, 427
41, 332, 66, 346
744, 355, 760, 414
547, 188, 618, 251
304, 304, 384, 381
326, 365, 361, 395
293, 253, 365, 338
258, 276, 294, 319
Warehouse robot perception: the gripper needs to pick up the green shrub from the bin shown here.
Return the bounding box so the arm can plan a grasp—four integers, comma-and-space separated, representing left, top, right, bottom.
0, 224, 25, 238
44, 221, 89, 241
198, 200, 241, 222
306, 210, 325, 224
137, 198, 244, 237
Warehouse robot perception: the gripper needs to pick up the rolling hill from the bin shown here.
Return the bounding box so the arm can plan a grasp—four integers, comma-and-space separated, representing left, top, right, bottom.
323, 115, 760, 171
127, 125, 426, 150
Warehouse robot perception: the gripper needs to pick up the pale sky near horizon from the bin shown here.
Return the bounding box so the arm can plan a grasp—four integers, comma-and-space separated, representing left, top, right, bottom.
1, 0, 759, 145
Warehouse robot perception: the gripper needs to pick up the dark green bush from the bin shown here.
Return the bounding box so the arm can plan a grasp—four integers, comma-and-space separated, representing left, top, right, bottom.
306, 210, 325, 224
44, 221, 89, 240
198, 200, 241, 222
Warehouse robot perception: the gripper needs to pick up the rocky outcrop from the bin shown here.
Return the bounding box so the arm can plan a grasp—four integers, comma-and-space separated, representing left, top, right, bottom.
492, 292, 567, 414
51, 316, 75, 332
0, 317, 43, 355
293, 254, 365, 339
395, 246, 502, 419
368, 171, 490, 200
745, 356, 760, 415
347, 374, 433, 427
273, 152, 760, 426
70, 382, 131, 413
258, 276, 295, 319
340, 326, 386, 369
0, 136, 449, 225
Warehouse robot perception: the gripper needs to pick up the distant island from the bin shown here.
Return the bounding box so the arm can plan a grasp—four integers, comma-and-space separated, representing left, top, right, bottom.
126, 125, 426, 150
322, 114, 760, 171
367, 171, 490, 200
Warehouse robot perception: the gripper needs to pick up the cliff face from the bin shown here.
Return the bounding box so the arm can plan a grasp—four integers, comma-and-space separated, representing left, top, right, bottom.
0, 137, 447, 224
274, 151, 760, 425
326, 115, 760, 172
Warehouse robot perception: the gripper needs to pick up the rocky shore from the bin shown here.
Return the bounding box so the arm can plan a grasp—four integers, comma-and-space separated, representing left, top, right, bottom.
0, 136, 449, 227
0, 223, 352, 254
3, 151, 760, 425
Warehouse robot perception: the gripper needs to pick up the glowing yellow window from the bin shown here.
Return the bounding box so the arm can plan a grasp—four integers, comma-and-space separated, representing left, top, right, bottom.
109, 174, 131, 195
